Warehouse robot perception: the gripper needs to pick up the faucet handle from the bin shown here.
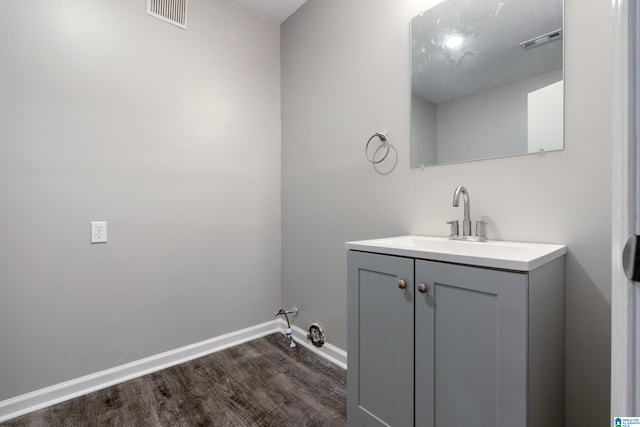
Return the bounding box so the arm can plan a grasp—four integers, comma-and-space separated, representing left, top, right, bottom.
475, 220, 487, 241
447, 220, 459, 238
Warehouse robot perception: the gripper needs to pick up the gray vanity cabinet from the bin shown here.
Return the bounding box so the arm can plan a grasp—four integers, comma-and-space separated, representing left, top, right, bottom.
347, 250, 565, 427
347, 251, 414, 427
415, 259, 528, 427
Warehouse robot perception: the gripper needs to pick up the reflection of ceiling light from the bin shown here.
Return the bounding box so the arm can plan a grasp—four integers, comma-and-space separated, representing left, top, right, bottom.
445, 34, 464, 49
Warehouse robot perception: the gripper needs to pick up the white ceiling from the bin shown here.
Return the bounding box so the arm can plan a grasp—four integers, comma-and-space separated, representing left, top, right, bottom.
228, 0, 307, 24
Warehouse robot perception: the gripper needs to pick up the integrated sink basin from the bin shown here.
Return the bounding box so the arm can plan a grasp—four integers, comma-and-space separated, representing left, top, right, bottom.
345, 235, 567, 271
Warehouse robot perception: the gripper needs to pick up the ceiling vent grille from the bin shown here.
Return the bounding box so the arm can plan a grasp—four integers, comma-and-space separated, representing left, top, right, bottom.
147, 0, 188, 30
520, 29, 562, 50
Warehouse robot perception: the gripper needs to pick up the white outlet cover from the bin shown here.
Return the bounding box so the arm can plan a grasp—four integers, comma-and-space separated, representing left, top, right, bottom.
91, 221, 107, 243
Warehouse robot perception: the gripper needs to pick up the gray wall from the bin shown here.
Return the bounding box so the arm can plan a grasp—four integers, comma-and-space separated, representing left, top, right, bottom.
437, 69, 562, 163
411, 69, 562, 166
281, 1, 611, 426
0, 0, 281, 400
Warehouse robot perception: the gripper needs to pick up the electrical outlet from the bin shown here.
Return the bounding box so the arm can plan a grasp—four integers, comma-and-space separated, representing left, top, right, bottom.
91, 221, 107, 243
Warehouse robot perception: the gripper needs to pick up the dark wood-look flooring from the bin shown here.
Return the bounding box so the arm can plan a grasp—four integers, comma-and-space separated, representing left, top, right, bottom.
3, 334, 346, 427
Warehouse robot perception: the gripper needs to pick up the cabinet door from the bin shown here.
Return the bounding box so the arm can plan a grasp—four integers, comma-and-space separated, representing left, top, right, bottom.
347, 251, 414, 427
415, 260, 528, 427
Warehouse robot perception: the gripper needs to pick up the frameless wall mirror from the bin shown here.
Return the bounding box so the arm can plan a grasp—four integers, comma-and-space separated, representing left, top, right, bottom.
410, 0, 564, 168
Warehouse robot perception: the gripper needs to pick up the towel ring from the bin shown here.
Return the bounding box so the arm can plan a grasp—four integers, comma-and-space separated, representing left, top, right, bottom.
365, 132, 390, 164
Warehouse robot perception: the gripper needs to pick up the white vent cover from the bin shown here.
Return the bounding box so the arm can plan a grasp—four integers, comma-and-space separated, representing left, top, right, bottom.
147, 0, 188, 29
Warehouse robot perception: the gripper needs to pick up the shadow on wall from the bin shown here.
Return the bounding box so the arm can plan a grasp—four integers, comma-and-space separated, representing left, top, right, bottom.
563, 251, 611, 425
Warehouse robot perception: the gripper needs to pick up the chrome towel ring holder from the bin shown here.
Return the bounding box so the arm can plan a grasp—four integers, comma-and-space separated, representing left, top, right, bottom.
365, 131, 390, 164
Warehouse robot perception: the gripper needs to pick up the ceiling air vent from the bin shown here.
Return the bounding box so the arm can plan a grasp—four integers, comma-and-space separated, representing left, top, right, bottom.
520, 29, 562, 50
147, 0, 188, 30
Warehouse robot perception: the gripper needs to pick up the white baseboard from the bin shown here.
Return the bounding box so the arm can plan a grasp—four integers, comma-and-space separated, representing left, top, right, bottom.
0, 320, 281, 422
0, 320, 348, 422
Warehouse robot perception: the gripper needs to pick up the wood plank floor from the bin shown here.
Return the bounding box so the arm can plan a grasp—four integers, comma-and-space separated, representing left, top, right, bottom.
2, 333, 347, 426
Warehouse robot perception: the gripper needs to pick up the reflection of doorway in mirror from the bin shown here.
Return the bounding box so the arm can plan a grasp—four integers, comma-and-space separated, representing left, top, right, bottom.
527, 80, 564, 154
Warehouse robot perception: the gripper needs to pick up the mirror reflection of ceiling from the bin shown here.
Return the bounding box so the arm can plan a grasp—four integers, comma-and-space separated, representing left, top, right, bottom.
412, 0, 563, 104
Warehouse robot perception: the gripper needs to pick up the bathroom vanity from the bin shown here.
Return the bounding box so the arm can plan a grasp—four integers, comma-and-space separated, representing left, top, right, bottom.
345, 235, 566, 427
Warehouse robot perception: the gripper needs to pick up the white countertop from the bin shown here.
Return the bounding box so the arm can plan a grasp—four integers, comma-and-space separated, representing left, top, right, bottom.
345, 235, 567, 271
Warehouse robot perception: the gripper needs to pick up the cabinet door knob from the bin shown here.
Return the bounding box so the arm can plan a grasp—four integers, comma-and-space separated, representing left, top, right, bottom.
417, 283, 428, 294
397, 279, 407, 289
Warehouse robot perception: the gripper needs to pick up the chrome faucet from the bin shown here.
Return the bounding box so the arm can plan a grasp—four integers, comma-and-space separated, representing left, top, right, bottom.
452, 186, 472, 236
